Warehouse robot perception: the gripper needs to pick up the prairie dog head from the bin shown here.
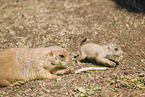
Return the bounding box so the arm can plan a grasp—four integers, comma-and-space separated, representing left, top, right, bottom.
46, 46, 72, 67
105, 43, 124, 57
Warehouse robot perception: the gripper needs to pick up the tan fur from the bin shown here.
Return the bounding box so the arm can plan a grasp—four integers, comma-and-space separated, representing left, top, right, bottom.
0, 46, 71, 87
76, 43, 124, 66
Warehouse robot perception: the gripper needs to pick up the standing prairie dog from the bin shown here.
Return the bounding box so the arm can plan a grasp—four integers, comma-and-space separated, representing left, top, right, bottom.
0, 46, 71, 87
76, 43, 124, 66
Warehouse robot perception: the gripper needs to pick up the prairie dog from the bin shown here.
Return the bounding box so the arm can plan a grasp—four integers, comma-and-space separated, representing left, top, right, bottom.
76, 43, 124, 66
0, 46, 71, 87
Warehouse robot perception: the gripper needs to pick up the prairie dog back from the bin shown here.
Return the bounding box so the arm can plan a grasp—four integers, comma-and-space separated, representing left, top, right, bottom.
80, 43, 103, 58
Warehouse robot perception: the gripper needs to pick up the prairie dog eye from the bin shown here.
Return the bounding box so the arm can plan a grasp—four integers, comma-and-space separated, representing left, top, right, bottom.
59, 55, 65, 58
114, 48, 118, 51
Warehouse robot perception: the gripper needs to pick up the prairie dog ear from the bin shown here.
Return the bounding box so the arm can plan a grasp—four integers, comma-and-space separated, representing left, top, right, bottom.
46, 51, 53, 57
107, 46, 110, 49
105, 45, 110, 49
106, 43, 117, 49
49, 52, 53, 56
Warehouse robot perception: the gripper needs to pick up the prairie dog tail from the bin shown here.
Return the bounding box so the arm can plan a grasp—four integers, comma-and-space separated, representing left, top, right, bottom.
79, 38, 87, 46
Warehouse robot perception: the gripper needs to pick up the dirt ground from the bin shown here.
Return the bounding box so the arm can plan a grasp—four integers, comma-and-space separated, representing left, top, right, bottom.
0, 0, 145, 96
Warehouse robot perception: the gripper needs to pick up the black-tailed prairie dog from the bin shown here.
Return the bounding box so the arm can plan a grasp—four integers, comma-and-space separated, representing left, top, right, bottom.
76, 43, 124, 66
0, 46, 71, 87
